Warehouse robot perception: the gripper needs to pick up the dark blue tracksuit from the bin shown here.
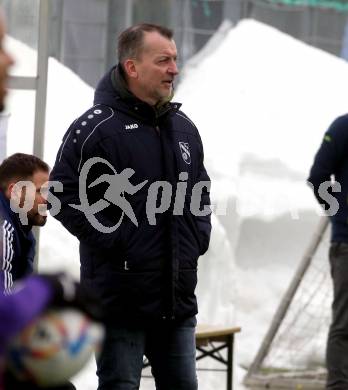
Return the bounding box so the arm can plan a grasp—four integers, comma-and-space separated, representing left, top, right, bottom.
308, 114, 348, 390
0, 191, 35, 294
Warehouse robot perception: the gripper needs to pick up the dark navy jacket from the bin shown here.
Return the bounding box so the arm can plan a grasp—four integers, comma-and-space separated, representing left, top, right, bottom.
0, 191, 35, 294
308, 114, 348, 243
50, 66, 211, 325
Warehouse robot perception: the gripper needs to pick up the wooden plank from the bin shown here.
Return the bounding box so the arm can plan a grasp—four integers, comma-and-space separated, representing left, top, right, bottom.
244, 374, 325, 389
8, 76, 37, 90
196, 324, 241, 340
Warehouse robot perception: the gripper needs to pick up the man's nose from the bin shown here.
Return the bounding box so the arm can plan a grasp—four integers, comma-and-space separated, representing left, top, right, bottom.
40, 191, 49, 203
6, 51, 14, 67
168, 60, 179, 76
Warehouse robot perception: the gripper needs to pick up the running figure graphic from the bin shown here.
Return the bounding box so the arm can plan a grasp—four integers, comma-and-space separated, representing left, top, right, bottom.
89, 168, 147, 227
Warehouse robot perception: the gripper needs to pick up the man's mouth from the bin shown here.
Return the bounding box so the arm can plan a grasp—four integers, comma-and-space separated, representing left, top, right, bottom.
162, 80, 173, 86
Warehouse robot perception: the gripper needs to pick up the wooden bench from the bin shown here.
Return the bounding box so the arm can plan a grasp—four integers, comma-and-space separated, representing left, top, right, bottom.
142, 324, 241, 390
196, 324, 241, 390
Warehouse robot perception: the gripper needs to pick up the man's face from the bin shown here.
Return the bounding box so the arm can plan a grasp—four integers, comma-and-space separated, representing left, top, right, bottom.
0, 13, 14, 111
23, 170, 49, 227
132, 31, 178, 105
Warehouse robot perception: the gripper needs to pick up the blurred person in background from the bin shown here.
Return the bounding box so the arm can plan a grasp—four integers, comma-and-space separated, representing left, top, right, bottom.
0, 156, 80, 390
2, 273, 103, 390
308, 116, 348, 390
0, 153, 49, 294
0, 7, 103, 390
50, 23, 211, 390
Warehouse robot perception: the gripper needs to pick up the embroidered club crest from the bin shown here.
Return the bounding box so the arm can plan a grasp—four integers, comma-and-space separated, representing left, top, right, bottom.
179, 142, 191, 165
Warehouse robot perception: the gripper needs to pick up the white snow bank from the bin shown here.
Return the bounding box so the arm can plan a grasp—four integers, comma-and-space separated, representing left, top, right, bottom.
176, 18, 348, 219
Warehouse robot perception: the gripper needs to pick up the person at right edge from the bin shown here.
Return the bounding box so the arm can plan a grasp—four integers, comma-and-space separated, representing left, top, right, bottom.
50, 23, 212, 390
308, 115, 348, 390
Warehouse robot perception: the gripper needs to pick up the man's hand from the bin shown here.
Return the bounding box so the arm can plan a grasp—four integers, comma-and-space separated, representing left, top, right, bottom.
39, 273, 104, 322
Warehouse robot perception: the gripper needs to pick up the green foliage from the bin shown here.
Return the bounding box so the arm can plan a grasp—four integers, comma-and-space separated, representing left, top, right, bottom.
269, 0, 348, 12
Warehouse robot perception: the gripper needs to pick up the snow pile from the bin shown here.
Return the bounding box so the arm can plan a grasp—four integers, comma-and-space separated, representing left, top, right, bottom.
5, 18, 348, 389
175, 18, 348, 388
177, 18, 348, 219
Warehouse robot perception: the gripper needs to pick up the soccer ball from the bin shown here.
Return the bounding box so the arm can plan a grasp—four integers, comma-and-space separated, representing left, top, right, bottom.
6, 308, 104, 386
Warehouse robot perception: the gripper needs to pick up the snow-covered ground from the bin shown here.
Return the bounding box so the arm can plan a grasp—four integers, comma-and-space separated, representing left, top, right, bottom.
5, 18, 348, 389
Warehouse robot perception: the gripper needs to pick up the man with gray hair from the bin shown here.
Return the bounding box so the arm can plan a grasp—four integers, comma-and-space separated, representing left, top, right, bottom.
50, 23, 211, 389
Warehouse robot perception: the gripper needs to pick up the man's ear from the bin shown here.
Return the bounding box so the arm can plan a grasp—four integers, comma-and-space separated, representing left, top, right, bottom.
123, 59, 138, 79
6, 182, 16, 199
7, 181, 26, 202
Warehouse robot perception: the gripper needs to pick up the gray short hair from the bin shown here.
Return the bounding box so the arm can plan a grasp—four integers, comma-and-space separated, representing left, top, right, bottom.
118, 23, 173, 66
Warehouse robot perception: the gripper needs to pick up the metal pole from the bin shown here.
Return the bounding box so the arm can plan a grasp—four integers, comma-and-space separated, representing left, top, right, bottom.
223, 0, 242, 24
33, 0, 50, 271
33, 0, 49, 159
8, 76, 37, 90
244, 216, 329, 382
56, 0, 64, 62
125, 0, 134, 28
227, 335, 233, 390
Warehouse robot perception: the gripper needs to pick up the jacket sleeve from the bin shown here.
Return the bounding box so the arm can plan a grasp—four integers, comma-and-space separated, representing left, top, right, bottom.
308, 115, 348, 209
0, 220, 15, 294
195, 131, 212, 255
49, 118, 123, 249
0, 276, 52, 353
